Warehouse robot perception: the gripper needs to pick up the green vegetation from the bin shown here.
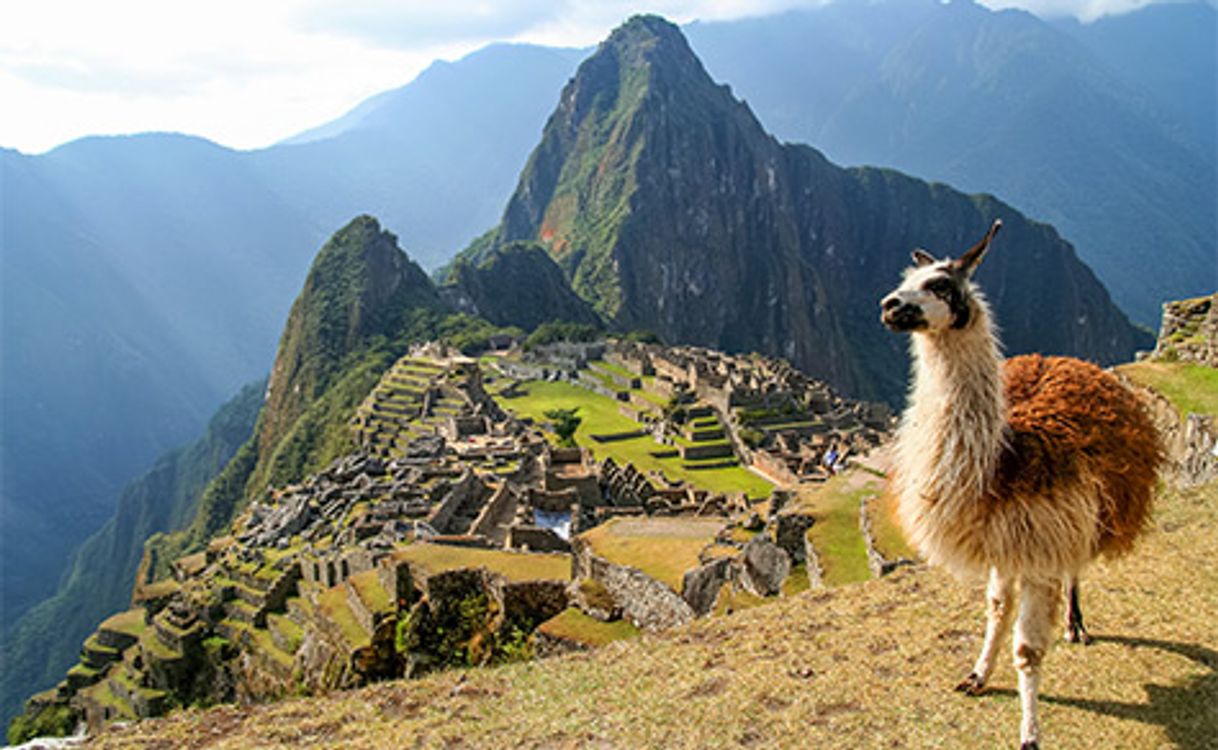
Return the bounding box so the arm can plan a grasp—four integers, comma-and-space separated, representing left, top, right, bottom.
1118, 360, 1218, 419
436, 313, 522, 356
100, 609, 149, 638
7, 702, 77, 744
0, 379, 262, 729
536, 608, 640, 647
398, 589, 501, 669
792, 472, 884, 586
500, 380, 772, 499
543, 407, 583, 447
347, 570, 392, 614
317, 587, 369, 649
87, 479, 1218, 750
441, 242, 600, 331
577, 579, 616, 613
524, 321, 601, 349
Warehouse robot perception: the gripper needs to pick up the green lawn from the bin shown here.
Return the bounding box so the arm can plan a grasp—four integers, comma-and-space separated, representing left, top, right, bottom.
99, 609, 148, 638
791, 471, 884, 586
1117, 360, 1218, 419
588, 359, 636, 382
498, 380, 772, 499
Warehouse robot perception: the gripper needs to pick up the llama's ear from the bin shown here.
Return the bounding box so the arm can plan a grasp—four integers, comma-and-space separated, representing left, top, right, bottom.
955, 219, 1002, 277
911, 249, 936, 267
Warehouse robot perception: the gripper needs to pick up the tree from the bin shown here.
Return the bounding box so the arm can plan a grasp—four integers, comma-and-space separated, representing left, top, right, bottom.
543, 407, 582, 447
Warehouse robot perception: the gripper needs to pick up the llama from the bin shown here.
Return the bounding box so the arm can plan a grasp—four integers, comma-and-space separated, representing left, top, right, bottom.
879, 219, 1161, 750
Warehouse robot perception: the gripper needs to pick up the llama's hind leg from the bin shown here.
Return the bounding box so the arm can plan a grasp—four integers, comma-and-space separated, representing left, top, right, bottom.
1014, 576, 1061, 750
1063, 576, 1092, 645
956, 567, 1014, 696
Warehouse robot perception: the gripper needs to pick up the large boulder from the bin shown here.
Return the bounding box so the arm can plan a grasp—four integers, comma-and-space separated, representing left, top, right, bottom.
682, 557, 733, 615
739, 536, 791, 597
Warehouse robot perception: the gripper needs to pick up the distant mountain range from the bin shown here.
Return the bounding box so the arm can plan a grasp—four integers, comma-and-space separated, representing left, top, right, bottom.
1, 0, 1212, 721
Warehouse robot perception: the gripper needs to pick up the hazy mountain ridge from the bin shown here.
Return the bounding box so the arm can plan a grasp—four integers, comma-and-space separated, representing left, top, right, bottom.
0, 380, 264, 728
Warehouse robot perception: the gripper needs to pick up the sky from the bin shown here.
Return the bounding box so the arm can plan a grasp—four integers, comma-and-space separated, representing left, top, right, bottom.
0, 0, 1196, 155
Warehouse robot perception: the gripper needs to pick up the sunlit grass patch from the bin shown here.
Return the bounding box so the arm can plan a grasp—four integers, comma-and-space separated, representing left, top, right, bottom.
578, 517, 721, 590
390, 544, 571, 583
536, 608, 640, 648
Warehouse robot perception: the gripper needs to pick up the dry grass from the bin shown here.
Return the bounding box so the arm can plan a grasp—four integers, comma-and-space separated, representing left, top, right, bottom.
537, 608, 641, 648
316, 586, 369, 648
390, 544, 572, 583
579, 517, 723, 591
90, 478, 1218, 750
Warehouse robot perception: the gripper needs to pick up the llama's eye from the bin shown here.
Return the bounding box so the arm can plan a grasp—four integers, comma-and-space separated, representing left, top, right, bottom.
924, 278, 953, 296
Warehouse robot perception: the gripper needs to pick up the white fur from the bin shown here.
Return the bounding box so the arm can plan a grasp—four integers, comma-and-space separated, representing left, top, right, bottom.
889, 277, 1091, 748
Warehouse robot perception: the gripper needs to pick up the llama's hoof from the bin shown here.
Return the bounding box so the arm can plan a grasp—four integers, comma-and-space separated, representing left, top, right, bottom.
1020, 742, 1039, 750
1064, 625, 1093, 646
955, 673, 986, 696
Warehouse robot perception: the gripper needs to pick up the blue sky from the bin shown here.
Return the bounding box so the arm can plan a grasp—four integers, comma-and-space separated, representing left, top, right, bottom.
0, 0, 1197, 154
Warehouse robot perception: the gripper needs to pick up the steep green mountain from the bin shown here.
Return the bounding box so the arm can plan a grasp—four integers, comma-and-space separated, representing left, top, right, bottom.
151, 215, 480, 565
684, 0, 1215, 325
441, 241, 602, 330
491, 15, 1145, 402
0, 380, 263, 728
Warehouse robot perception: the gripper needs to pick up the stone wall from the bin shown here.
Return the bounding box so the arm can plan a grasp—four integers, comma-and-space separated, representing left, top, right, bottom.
508, 525, 571, 552
570, 537, 694, 632
1133, 382, 1218, 487
469, 483, 519, 545
1152, 294, 1217, 366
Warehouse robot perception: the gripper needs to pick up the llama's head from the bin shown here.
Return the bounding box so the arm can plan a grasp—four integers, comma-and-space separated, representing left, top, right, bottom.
880, 219, 1002, 333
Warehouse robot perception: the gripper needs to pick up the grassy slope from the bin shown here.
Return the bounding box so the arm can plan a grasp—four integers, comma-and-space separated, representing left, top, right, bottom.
87, 479, 1217, 749
1118, 361, 1218, 419
499, 380, 773, 499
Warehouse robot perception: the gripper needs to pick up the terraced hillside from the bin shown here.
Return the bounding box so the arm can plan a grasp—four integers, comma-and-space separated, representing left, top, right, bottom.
83, 475, 1217, 749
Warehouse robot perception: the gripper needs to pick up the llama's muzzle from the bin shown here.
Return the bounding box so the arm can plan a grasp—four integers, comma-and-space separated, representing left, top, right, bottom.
881, 295, 926, 331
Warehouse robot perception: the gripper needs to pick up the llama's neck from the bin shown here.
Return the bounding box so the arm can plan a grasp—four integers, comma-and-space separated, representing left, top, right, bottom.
896, 307, 1006, 506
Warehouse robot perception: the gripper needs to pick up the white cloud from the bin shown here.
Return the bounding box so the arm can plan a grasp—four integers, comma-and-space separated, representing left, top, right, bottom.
0, 0, 1197, 154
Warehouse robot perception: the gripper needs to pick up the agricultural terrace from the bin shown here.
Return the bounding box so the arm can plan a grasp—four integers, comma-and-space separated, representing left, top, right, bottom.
494, 379, 773, 499
389, 544, 571, 583
790, 467, 913, 587
579, 517, 723, 590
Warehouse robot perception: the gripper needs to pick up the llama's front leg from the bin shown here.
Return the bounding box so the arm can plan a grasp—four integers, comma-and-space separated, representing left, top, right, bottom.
956, 567, 1014, 695
1014, 577, 1061, 750
1063, 576, 1092, 645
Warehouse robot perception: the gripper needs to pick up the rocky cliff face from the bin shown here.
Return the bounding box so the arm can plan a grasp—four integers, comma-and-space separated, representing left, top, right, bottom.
441, 241, 601, 330
493, 15, 1147, 402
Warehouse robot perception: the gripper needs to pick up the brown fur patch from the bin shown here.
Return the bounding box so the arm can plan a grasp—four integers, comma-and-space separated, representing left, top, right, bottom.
992, 355, 1163, 558
1015, 643, 1044, 669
